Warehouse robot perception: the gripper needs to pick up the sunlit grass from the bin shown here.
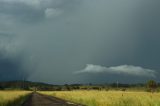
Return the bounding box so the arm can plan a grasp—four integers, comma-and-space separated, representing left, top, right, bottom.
40, 90, 160, 106
0, 91, 31, 106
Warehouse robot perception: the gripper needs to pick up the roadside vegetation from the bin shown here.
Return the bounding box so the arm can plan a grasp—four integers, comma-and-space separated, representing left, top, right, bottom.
0, 80, 159, 106
41, 90, 160, 106
0, 91, 31, 106
39, 80, 160, 106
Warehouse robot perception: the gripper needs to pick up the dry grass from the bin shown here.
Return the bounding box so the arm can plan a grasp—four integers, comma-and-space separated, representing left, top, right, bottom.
40, 90, 160, 106
0, 91, 31, 106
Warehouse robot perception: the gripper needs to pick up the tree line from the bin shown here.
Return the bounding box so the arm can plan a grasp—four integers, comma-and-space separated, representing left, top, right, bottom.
0, 80, 159, 92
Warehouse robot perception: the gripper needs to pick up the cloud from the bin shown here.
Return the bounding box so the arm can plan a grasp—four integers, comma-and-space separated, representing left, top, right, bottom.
1, 0, 49, 8
0, 0, 159, 84
75, 64, 156, 78
0, 0, 77, 23
0, 32, 30, 81
0, 32, 17, 56
45, 8, 63, 18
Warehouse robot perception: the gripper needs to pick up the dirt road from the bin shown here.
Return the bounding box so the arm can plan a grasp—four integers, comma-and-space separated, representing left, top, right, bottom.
22, 93, 84, 106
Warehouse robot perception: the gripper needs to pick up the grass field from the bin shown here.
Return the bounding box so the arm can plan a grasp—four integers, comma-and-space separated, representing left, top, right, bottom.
0, 91, 31, 106
40, 90, 160, 106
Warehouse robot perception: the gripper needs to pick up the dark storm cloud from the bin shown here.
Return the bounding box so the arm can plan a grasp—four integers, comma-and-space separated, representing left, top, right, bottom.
130, 1, 160, 69
0, 32, 12, 37
0, 0, 160, 84
0, 1, 43, 23
0, 32, 29, 81
0, 0, 83, 82
0, 55, 27, 81
0, 0, 81, 23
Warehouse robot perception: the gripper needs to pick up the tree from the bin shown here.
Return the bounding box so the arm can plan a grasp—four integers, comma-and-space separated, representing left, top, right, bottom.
146, 80, 157, 93
64, 84, 71, 91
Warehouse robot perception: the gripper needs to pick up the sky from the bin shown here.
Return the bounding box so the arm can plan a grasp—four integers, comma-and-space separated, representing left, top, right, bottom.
0, 0, 160, 84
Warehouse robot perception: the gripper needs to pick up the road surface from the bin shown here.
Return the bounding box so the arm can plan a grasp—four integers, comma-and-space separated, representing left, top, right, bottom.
22, 93, 84, 106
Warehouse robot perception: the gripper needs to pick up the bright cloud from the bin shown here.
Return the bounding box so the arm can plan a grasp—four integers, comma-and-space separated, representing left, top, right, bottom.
75, 64, 156, 78
45, 8, 63, 18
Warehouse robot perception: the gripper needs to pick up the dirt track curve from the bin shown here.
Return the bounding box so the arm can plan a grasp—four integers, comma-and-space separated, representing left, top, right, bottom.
22, 93, 84, 106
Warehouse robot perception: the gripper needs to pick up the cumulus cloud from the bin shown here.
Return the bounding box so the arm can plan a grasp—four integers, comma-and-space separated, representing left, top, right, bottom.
45, 8, 63, 18
75, 64, 156, 78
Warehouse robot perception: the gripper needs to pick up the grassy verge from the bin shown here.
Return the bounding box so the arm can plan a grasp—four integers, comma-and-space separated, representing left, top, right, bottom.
0, 91, 31, 106
40, 90, 160, 106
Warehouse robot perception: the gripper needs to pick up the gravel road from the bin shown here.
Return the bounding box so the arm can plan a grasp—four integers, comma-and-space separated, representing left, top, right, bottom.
22, 93, 84, 106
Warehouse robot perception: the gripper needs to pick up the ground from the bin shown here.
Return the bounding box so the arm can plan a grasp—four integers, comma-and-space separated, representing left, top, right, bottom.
22, 93, 84, 106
